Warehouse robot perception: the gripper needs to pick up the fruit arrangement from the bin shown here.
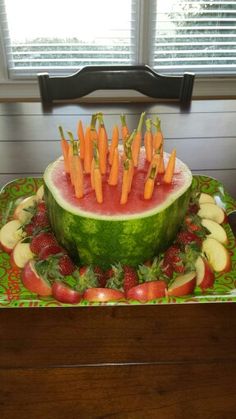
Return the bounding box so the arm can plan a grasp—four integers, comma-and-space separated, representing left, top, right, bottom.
0, 183, 233, 305
44, 113, 192, 268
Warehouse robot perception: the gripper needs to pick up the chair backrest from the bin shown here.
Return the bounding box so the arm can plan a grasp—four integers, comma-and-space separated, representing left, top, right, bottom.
37, 65, 195, 105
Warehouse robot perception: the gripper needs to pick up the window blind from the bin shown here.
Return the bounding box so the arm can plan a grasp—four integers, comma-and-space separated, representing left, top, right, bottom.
151, 0, 236, 74
0, 0, 138, 78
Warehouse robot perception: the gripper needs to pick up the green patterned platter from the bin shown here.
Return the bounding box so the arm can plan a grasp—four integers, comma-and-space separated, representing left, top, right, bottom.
0, 176, 236, 308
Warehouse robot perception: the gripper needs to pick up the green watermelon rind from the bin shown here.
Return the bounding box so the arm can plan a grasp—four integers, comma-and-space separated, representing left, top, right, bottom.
44, 157, 192, 268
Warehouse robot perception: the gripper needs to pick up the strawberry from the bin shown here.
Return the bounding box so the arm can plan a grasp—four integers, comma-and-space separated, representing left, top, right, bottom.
24, 222, 35, 236
31, 211, 49, 228
58, 254, 76, 276
164, 245, 185, 274
37, 201, 47, 214
76, 266, 98, 293
123, 266, 138, 293
38, 244, 63, 260
30, 232, 57, 255
94, 266, 107, 288
176, 230, 202, 248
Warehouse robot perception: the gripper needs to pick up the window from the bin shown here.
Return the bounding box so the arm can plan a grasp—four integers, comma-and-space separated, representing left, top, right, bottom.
0, 0, 236, 98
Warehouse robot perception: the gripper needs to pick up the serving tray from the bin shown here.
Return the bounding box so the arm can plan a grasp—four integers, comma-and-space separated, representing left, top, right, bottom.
0, 176, 236, 308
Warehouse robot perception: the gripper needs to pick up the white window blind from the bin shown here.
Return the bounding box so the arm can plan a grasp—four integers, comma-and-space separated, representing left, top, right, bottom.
0, 0, 139, 78
150, 0, 236, 75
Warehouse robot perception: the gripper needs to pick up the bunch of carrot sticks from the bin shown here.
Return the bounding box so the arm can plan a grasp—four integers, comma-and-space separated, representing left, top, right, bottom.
59, 112, 176, 204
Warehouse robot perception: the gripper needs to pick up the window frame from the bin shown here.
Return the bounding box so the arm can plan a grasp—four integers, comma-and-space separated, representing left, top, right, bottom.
0, 0, 236, 100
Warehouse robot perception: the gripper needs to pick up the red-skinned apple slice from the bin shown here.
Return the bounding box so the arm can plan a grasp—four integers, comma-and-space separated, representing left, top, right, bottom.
195, 255, 215, 290
197, 203, 226, 224
199, 193, 215, 205
52, 281, 82, 304
202, 237, 231, 273
14, 195, 39, 223
0, 220, 24, 253
126, 280, 167, 302
22, 260, 52, 296
167, 272, 196, 297
83, 288, 125, 302
11, 241, 34, 269
201, 218, 228, 245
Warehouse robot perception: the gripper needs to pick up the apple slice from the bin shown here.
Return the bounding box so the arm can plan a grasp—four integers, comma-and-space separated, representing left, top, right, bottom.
197, 203, 226, 224
0, 220, 24, 253
11, 241, 34, 269
201, 218, 228, 245
36, 185, 44, 200
195, 256, 215, 290
22, 260, 52, 296
199, 193, 215, 205
167, 272, 196, 297
13, 195, 39, 223
202, 237, 231, 273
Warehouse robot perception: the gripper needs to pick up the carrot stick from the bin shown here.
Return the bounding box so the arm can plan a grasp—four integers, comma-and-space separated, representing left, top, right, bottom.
72, 141, 84, 199
144, 118, 153, 162
93, 144, 103, 203
145, 150, 160, 181
77, 120, 85, 160
152, 117, 163, 152
163, 149, 176, 184
120, 114, 129, 144
90, 114, 98, 144
108, 125, 119, 165
84, 126, 93, 174
90, 158, 95, 190
58, 126, 70, 173
97, 113, 108, 175
108, 147, 119, 186
120, 159, 130, 205
132, 112, 145, 167
158, 145, 165, 174
144, 165, 158, 200
128, 158, 134, 193
67, 131, 75, 184
124, 129, 136, 160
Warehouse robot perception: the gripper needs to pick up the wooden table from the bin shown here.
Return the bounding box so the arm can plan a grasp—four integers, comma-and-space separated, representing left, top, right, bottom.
0, 100, 236, 419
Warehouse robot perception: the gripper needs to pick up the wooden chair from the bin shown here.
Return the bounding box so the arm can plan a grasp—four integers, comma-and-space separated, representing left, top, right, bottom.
37, 65, 195, 105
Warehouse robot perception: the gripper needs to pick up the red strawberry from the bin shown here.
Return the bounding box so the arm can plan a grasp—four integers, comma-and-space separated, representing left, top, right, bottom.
30, 232, 57, 255
38, 244, 63, 260
31, 212, 49, 228
58, 254, 76, 276
94, 266, 107, 288
164, 245, 185, 273
161, 260, 173, 278
123, 266, 138, 294
24, 222, 35, 236
37, 201, 47, 214
176, 230, 202, 248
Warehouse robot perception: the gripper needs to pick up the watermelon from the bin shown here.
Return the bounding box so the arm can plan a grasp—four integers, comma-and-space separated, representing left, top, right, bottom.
44, 150, 192, 269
